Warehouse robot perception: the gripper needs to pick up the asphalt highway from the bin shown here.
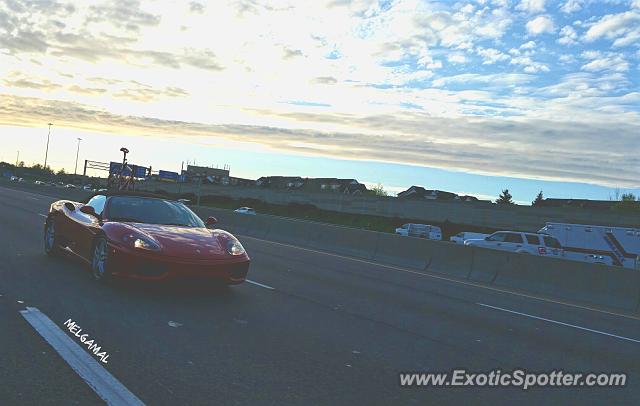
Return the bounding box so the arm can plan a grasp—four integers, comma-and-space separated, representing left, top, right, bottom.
0, 183, 639, 405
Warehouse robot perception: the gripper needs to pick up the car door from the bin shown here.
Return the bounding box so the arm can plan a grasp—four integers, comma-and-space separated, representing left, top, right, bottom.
525, 234, 542, 255
503, 232, 525, 252
483, 232, 508, 250
66, 195, 106, 260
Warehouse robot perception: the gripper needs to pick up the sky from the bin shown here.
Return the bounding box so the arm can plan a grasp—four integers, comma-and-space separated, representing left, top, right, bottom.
0, 0, 639, 204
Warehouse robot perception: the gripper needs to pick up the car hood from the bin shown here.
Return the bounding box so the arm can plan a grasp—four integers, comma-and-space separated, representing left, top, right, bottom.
126, 223, 232, 259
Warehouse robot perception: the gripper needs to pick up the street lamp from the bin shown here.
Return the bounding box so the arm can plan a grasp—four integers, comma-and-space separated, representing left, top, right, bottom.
44, 123, 53, 170
74, 138, 82, 175
16, 150, 19, 167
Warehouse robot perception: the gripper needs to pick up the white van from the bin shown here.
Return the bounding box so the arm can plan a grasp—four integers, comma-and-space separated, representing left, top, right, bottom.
395, 224, 442, 240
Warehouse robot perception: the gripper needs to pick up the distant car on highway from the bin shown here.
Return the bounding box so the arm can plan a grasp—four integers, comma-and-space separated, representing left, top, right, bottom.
450, 232, 489, 244
395, 223, 442, 240
464, 231, 563, 257
10, 176, 19, 181
43, 192, 250, 284
65, 184, 78, 188
83, 185, 93, 190
234, 207, 256, 215
34, 180, 45, 185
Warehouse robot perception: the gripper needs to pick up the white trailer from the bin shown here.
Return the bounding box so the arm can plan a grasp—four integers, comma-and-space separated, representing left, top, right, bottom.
538, 222, 640, 269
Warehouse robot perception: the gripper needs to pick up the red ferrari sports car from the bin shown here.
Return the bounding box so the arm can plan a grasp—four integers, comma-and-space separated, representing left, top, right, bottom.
43, 192, 250, 284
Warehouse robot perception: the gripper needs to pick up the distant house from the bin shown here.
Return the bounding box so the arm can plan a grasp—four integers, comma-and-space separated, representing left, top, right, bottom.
457, 195, 480, 202
305, 178, 367, 194
256, 176, 304, 189
256, 176, 367, 194
186, 165, 230, 184
228, 177, 255, 187
397, 186, 458, 201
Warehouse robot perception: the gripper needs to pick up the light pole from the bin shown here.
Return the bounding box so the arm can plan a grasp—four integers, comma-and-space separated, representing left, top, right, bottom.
15, 150, 19, 167
74, 138, 82, 175
44, 123, 53, 170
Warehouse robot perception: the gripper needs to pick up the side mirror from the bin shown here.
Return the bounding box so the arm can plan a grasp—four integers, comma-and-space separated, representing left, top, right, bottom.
80, 205, 96, 216
206, 216, 218, 228
484, 236, 490, 240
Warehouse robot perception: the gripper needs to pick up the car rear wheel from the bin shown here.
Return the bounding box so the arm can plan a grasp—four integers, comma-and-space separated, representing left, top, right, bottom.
91, 237, 112, 283
44, 217, 61, 256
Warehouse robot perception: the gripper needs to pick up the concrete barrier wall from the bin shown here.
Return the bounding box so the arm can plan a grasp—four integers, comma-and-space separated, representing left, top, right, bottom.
193, 205, 640, 314
138, 180, 640, 232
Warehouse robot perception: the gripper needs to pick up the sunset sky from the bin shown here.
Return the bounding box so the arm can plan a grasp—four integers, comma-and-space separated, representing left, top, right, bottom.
1, 0, 639, 203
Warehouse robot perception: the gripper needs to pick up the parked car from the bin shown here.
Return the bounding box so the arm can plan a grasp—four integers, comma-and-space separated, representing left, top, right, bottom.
34, 180, 45, 185
464, 231, 563, 257
234, 207, 256, 215
395, 223, 442, 240
450, 232, 489, 244
10, 176, 18, 181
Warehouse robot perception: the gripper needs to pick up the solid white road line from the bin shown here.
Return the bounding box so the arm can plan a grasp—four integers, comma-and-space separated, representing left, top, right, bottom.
245, 279, 275, 290
20, 307, 146, 406
477, 302, 640, 344
240, 235, 640, 322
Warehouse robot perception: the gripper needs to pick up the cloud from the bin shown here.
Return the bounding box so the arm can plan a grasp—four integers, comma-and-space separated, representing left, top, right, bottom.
311, 76, 338, 85
520, 40, 536, 49
584, 11, 640, 47
189, 1, 205, 13
560, 0, 583, 14
432, 73, 535, 87
580, 52, 630, 72
558, 25, 578, 45
447, 53, 467, 64
517, 0, 546, 14
2, 93, 639, 188
526, 15, 556, 35
87, 0, 161, 32
476, 47, 510, 64
510, 55, 550, 73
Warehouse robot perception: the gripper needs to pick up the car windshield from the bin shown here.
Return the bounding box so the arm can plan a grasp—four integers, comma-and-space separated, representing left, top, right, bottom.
107, 196, 205, 227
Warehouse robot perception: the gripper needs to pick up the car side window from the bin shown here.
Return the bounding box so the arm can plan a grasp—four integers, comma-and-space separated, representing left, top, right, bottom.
86, 195, 106, 216
487, 232, 506, 242
525, 234, 540, 245
504, 233, 523, 243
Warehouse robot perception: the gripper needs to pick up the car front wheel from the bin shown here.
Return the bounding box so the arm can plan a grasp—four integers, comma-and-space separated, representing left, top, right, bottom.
44, 217, 61, 256
91, 237, 112, 283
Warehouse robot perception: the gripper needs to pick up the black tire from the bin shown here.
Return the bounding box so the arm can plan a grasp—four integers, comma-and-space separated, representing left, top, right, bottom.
91, 236, 112, 283
44, 217, 61, 256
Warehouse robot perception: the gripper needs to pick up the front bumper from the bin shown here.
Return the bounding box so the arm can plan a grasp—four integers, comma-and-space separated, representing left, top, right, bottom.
107, 243, 250, 284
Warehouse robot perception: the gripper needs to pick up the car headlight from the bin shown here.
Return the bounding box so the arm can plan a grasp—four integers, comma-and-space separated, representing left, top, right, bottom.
226, 239, 245, 256
123, 234, 161, 251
